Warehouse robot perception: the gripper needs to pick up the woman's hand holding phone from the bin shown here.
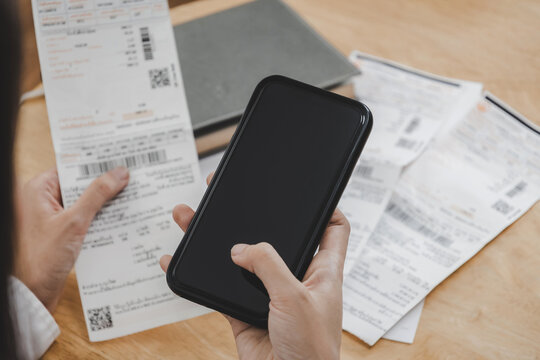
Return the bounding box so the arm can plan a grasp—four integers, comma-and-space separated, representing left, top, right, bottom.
160, 173, 349, 360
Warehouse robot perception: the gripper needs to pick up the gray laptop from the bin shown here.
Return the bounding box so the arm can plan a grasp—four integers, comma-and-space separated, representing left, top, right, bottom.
174, 0, 358, 134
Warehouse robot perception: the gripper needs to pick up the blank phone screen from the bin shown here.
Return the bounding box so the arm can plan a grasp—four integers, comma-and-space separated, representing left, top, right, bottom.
170, 79, 364, 318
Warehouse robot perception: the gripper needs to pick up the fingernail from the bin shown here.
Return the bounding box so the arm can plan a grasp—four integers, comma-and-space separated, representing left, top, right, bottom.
111, 166, 129, 181
231, 243, 248, 257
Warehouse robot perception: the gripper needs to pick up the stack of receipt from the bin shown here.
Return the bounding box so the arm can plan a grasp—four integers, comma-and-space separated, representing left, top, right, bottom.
339, 51, 540, 345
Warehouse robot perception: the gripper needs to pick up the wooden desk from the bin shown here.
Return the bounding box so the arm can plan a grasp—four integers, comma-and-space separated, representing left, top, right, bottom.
15, 0, 540, 358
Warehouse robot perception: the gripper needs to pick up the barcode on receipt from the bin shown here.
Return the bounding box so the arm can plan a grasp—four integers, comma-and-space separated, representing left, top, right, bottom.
140, 27, 153, 61
79, 150, 166, 177
386, 201, 453, 247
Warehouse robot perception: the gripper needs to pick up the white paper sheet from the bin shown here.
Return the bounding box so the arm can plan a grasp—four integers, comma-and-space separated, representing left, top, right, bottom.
341, 51, 482, 273
32, 0, 211, 341
383, 300, 424, 343
338, 53, 484, 343
342, 93, 540, 346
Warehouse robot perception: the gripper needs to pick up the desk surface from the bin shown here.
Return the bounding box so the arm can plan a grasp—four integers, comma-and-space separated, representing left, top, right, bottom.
16, 0, 540, 358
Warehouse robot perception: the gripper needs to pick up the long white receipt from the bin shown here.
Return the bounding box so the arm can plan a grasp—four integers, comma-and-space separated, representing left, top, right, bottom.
343, 93, 540, 345
31, 0, 210, 340
339, 52, 486, 343
340, 52, 482, 275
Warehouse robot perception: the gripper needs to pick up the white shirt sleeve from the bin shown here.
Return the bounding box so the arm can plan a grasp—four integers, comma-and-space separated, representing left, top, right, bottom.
9, 276, 60, 360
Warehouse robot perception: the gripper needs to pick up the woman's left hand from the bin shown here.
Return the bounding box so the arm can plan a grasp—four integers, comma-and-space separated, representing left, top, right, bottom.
14, 167, 129, 313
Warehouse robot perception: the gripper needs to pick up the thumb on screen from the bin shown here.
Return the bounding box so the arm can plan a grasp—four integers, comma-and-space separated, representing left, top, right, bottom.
231, 242, 303, 301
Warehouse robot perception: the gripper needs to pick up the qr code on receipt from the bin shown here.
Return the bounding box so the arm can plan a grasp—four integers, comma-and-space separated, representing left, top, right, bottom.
88, 306, 113, 331
149, 67, 170, 89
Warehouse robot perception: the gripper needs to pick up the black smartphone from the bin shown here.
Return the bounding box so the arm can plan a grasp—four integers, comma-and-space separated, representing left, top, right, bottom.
167, 75, 372, 327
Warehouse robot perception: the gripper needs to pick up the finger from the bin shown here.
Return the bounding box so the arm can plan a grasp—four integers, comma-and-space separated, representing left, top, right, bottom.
222, 314, 250, 335
231, 242, 302, 299
172, 204, 195, 232
42, 168, 62, 202
222, 314, 266, 341
160, 255, 172, 273
68, 167, 129, 223
42, 168, 63, 211
27, 168, 62, 204
24, 168, 64, 216
302, 209, 350, 283
317, 209, 350, 266
206, 171, 215, 185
